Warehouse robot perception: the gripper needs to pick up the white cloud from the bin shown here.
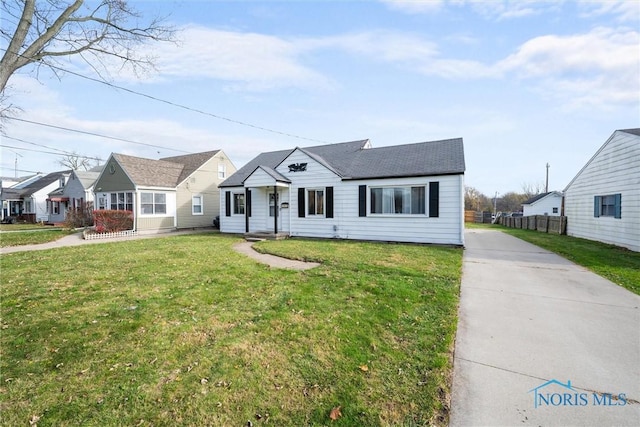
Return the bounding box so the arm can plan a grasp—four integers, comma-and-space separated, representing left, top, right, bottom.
153, 25, 332, 91
380, 0, 444, 14
577, 0, 640, 23
495, 27, 640, 108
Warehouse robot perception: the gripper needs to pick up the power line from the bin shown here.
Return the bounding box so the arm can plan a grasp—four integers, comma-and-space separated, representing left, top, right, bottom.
0, 143, 98, 159
40, 61, 329, 144
3, 135, 102, 161
5, 117, 192, 154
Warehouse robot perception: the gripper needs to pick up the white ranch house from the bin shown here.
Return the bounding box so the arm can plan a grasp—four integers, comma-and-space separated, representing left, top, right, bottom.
564, 128, 639, 252
522, 191, 563, 217
219, 138, 465, 246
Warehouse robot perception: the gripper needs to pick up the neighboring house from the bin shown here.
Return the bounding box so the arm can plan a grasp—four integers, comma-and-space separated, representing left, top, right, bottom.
521, 191, 563, 217
47, 167, 103, 224
564, 128, 640, 252
93, 150, 235, 233
1, 174, 41, 221
0, 171, 70, 223
219, 138, 466, 245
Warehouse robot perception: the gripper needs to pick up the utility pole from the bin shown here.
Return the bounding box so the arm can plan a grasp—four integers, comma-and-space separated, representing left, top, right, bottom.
545, 163, 550, 192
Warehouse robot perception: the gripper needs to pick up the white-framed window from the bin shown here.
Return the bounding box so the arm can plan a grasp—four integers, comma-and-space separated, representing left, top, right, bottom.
552, 207, 558, 214
52, 202, 60, 215
192, 195, 203, 215
110, 192, 134, 211
141, 192, 167, 215
370, 186, 425, 215
233, 193, 245, 215
218, 163, 226, 179
308, 189, 324, 216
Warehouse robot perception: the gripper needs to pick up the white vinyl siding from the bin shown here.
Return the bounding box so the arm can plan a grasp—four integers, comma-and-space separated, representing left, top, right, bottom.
220, 148, 464, 245
522, 193, 563, 217
565, 130, 639, 252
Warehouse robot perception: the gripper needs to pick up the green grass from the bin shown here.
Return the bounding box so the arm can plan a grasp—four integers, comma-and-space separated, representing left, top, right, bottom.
0, 234, 462, 426
0, 229, 74, 247
499, 227, 640, 295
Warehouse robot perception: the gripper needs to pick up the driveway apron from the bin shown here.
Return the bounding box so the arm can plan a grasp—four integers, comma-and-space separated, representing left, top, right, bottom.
450, 229, 640, 426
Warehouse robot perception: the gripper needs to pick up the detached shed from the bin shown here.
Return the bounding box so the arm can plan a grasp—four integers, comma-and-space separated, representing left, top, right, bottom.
563, 128, 639, 252
522, 191, 563, 217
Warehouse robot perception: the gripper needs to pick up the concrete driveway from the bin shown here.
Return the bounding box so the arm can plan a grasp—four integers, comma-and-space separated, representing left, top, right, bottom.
450, 229, 640, 426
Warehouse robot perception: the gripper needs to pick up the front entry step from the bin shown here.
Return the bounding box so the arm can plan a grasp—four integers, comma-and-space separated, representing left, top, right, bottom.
244, 231, 289, 241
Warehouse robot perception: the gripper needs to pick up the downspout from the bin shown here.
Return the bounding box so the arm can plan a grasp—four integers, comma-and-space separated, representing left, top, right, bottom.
132, 191, 138, 232
245, 187, 249, 233
288, 184, 292, 236
274, 185, 278, 234
459, 175, 465, 246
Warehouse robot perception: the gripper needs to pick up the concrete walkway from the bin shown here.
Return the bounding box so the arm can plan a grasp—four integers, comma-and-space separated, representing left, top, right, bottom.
233, 241, 320, 270
1, 230, 320, 270
450, 229, 640, 426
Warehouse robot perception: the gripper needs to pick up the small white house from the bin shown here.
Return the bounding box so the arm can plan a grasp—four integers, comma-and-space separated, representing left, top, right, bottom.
564, 128, 640, 252
219, 138, 466, 246
1, 171, 70, 223
522, 191, 563, 217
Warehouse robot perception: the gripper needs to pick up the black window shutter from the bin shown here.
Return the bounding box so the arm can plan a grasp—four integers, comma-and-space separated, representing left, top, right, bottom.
429, 182, 439, 218
298, 187, 305, 218
225, 191, 231, 217
594, 196, 601, 218
358, 185, 366, 217
614, 193, 622, 219
326, 187, 334, 218
246, 189, 252, 217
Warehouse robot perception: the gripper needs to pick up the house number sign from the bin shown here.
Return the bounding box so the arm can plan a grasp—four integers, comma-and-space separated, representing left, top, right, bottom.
288, 163, 307, 172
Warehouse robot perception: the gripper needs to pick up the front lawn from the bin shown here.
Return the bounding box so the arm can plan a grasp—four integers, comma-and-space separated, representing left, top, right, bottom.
500, 228, 640, 295
0, 234, 462, 426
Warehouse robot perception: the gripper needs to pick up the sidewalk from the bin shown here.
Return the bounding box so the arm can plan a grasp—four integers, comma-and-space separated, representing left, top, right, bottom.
450, 229, 640, 426
0, 229, 217, 254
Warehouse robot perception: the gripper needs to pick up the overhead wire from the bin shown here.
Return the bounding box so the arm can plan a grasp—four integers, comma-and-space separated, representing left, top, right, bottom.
2, 49, 329, 145
5, 117, 192, 154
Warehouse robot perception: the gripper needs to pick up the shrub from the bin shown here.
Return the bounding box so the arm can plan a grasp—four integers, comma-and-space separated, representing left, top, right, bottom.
63, 203, 95, 229
93, 210, 133, 233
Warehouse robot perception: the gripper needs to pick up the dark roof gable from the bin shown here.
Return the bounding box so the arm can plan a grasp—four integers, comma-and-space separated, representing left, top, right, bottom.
620, 128, 640, 137
220, 138, 464, 187
523, 192, 551, 205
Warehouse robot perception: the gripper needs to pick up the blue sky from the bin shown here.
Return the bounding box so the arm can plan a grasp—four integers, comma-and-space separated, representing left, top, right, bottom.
2, 0, 639, 197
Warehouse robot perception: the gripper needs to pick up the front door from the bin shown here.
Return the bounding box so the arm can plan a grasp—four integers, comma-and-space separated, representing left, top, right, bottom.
267, 192, 279, 231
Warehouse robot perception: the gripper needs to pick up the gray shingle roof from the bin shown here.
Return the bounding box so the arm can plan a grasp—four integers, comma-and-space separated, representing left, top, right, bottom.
161, 150, 220, 184
523, 192, 551, 205
75, 169, 102, 189
620, 128, 640, 137
220, 138, 464, 187
247, 166, 291, 184
113, 151, 219, 187
16, 170, 72, 196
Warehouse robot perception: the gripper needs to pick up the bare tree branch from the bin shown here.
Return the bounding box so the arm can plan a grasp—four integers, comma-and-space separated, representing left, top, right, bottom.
0, 0, 175, 98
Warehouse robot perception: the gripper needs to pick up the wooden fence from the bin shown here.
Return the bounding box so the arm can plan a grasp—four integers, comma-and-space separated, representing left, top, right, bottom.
496, 215, 567, 235
465, 210, 493, 223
